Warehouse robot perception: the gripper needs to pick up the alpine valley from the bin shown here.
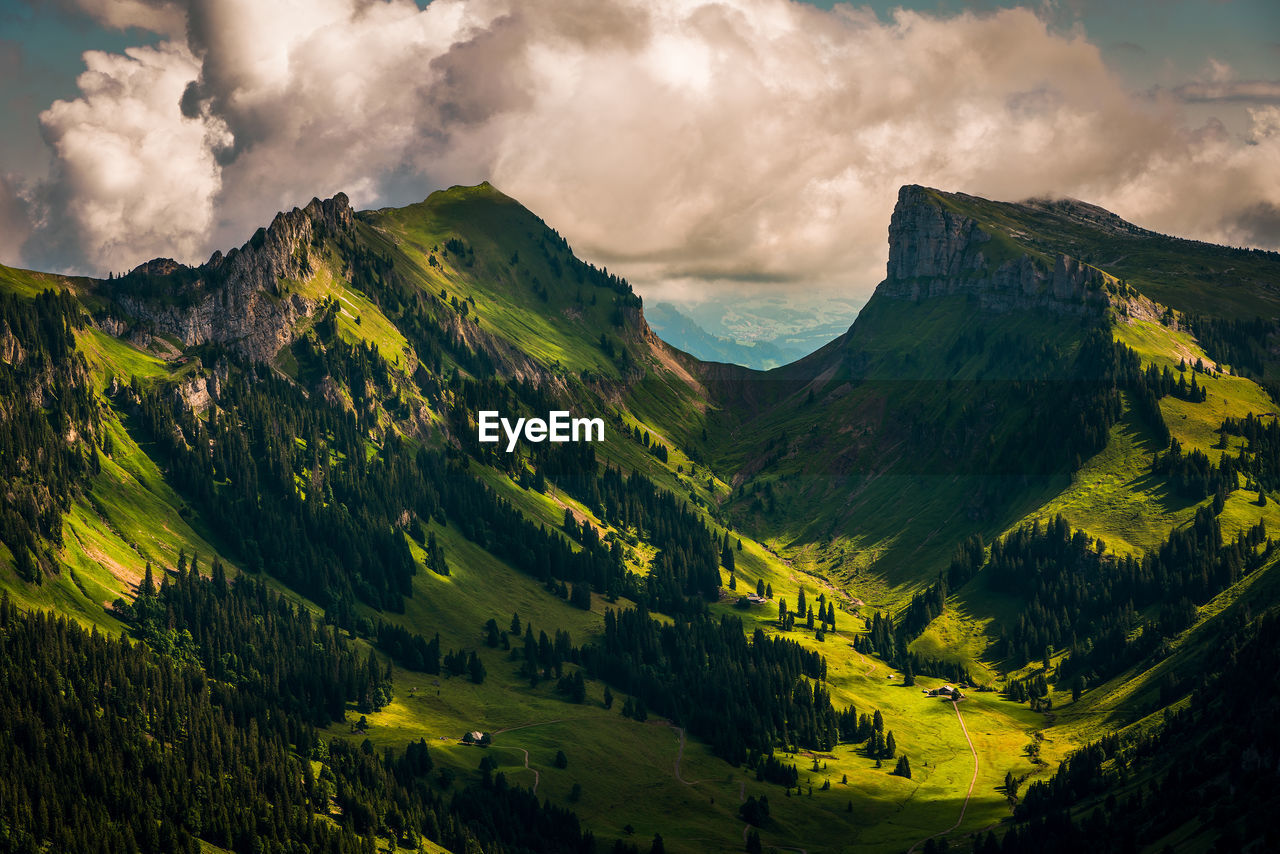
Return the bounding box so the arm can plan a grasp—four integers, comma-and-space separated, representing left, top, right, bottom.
2, 181, 1279, 854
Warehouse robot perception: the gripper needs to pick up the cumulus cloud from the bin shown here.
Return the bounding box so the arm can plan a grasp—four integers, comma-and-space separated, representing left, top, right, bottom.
35, 40, 227, 272
16, 0, 1280, 301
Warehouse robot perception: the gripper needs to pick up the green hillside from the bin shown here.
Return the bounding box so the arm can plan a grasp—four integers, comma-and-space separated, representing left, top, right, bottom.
1, 183, 1279, 853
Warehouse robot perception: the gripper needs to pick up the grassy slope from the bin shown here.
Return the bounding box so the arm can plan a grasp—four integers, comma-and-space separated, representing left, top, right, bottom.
1018, 307, 1280, 558
0, 262, 93, 298
709, 292, 1086, 602
918, 300, 1279, 670
5, 186, 1279, 852
368, 183, 623, 378
6, 243, 1020, 854
367, 184, 718, 457
284, 191, 1280, 849
339, 510, 1068, 852
0, 289, 246, 631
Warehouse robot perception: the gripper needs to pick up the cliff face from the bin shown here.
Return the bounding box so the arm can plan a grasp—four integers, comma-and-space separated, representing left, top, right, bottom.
108, 194, 354, 362
878, 185, 1108, 315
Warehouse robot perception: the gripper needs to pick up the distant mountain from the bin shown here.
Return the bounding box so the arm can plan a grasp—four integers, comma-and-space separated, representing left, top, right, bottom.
645, 301, 805, 369
675, 295, 865, 363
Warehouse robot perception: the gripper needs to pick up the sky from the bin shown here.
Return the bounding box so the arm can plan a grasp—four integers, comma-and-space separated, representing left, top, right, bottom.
1, 0, 1278, 311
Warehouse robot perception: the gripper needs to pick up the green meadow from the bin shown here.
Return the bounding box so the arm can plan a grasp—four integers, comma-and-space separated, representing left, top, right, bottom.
4, 182, 1280, 853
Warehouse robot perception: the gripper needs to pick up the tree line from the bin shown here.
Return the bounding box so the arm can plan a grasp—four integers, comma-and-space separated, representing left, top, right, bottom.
0, 592, 598, 854
0, 289, 98, 581
992, 602, 1280, 853
113, 556, 394, 725
987, 511, 1271, 684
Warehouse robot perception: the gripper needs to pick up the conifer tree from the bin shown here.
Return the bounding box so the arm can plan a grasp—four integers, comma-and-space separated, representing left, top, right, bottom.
722, 539, 736, 573
893, 755, 911, 779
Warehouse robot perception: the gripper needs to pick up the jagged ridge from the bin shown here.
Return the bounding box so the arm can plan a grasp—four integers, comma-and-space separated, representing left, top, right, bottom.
104, 194, 354, 361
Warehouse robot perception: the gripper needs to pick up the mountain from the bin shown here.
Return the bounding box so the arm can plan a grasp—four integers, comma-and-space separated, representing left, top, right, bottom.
701, 185, 1278, 577
645, 301, 805, 370
1, 181, 1279, 853
673, 295, 867, 362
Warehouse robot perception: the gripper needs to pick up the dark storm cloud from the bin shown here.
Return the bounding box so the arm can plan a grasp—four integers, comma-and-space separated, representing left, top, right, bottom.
1229, 201, 1280, 246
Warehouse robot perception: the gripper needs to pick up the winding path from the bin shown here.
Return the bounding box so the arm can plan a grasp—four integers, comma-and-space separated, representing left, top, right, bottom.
906, 699, 979, 854
516, 747, 540, 794
669, 725, 698, 785
488, 719, 573, 794
667, 724, 780, 850
850, 642, 878, 677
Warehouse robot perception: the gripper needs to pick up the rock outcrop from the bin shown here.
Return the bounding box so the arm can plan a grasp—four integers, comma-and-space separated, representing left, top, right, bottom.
107, 194, 354, 362
878, 185, 1108, 315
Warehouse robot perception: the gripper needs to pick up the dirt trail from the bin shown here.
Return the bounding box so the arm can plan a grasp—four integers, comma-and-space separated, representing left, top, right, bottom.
668, 724, 699, 785
488, 719, 573, 795
668, 724, 770, 850
492, 719, 564, 735
516, 747, 540, 794
907, 699, 979, 854
850, 643, 877, 677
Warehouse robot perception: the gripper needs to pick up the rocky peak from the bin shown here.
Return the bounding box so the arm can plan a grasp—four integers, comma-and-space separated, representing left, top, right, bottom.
203, 192, 352, 299
878, 184, 1107, 315
128, 258, 184, 277
107, 193, 355, 362
885, 185, 990, 281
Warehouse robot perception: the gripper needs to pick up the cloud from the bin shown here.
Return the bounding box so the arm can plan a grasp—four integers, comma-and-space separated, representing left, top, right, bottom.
1229, 200, 1280, 246
34, 40, 227, 273
15, 0, 1280, 300
1166, 58, 1280, 104
1248, 105, 1280, 142
1106, 41, 1146, 56
45, 0, 186, 37
1173, 80, 1280, 103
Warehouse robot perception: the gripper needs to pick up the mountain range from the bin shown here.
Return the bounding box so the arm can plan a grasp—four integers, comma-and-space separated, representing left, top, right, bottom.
1, 179, 1278, 853
643, 302, 807, 371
